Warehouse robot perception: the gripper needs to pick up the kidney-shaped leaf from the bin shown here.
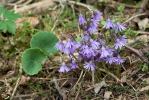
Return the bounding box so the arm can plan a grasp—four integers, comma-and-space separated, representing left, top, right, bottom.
21, 48, 46, 75
30, 31, 59, 56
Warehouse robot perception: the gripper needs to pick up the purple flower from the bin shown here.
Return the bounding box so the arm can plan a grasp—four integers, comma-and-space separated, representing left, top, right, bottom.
82, 33, 90, 41
87, 25, 98, 34
99, 39, 106, 46
55, 41, 64, 52
114, 56, 125, 65
82, 45, 96, 58
106, 53, 116, 64
84, 61, 96, 71
78, 53, 83, 61
63, 39, 80, 54
100, 46, 110, 58
78, 14, 87, 25
90, 39, 100, 49
114, 35, 127, 49
90, 19, 98, 27
58, 62, 70, 72
92, 11, 102, 21
103, 18, 115, 29
65, 39, 75, 48
70, 60, 78, 69
115, 22, 126, 33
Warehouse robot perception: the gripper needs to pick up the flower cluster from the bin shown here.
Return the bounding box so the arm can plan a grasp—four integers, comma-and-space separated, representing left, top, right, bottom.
55, 11, 127, 72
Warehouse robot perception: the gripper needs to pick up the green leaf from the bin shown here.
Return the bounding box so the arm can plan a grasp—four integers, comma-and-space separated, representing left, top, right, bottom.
142, 65, 148, 72
136, 2, 141, 7
3, 10, 21, 20
6, 20, 16, 34
0, 6, 7, 15
101, 20, 106, 26
75, 36, 82, 42
21, 48, 46, 75
30, 31, 59, 56
0, 20, 7, 33
117, 5, 125, 12
0, 20, 16, 34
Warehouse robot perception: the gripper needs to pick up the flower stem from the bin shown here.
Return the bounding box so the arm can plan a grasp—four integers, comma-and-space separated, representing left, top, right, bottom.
116, 65, 121, 78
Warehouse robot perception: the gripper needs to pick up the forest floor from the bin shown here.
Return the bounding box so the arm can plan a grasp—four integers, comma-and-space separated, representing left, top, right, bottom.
0, 0, 149, 100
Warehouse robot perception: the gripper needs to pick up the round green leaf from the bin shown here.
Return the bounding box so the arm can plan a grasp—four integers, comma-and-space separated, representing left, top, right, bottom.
30, 31, 59, 56
21, 48, 46, 75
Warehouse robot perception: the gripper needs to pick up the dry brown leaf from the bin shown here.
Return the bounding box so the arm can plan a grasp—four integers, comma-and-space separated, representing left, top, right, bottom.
16, 0, 55, 15
121, 75, 126, 83
104, 91, 112, 100
138, 18, 149, 31
139, 86, 149, 92
16, 17, 39, 28
19, 75, 30, 86
94, 81, 106, 93
127, 35, 149, 45
144, 77, 149, 84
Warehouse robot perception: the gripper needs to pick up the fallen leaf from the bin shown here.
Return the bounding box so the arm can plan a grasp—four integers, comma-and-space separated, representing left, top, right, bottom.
104, 91, 112, 100
16, 17, 39, 28
138, 18, 149, 31
140, 86, 149, 91
127, 35, 149, 45
94, 81, 106, 93
144, 77, 149, 84
121, 75, 126, 83
19, 75, 30, 86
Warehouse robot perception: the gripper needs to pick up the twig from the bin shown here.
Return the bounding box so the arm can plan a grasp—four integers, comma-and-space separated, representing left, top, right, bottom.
51, 4, 65, 32
99, 68, 120, 82
124, 45, 146, 61
132, 31, 149, 35
136, 0, 148, 14
73, 70, 83, 89
111, 1, 137, 8
122, 13, 146, 24
13, 93, 37, 98
10, 64, 22, 100
75, 83, 81, 100
133, 73, 146, 85
130, 68, 141, 77
92, 71, 94, 85
53, 0, 97, 11
53, 77, 67, 100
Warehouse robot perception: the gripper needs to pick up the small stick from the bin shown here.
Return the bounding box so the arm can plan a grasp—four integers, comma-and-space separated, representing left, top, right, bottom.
92, 71, 95, 85
111, 1, 137, 8
75, 83, 81, 100
132, 31, 149, 35
122, 13, 146, 24
10, 64, 22, 100
53, 0, 97, 11
124, 45, 146, 61
72, 70, 83, 89
99, 68, 120, 82
53, 77, 67, 100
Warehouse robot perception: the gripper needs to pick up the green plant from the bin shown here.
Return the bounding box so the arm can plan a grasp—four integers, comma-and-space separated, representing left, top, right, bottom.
115, 85, 135, 95
117, 5, 125, 13
0, 6, 21, 34
21, 31, 58, 75
136, 2, 141, 7
142, 65, 148, 72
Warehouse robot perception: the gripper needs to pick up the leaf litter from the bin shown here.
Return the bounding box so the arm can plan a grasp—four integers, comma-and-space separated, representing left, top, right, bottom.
0, 0, 149, 100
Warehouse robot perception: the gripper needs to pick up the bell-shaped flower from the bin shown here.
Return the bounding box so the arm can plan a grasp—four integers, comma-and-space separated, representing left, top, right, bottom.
114, 35, 127, 50
58, 62, 70, 72
84, 61, 96, 71
103, 18, 115, 29
115, 22, 126, 33
78, 14, 87, 25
